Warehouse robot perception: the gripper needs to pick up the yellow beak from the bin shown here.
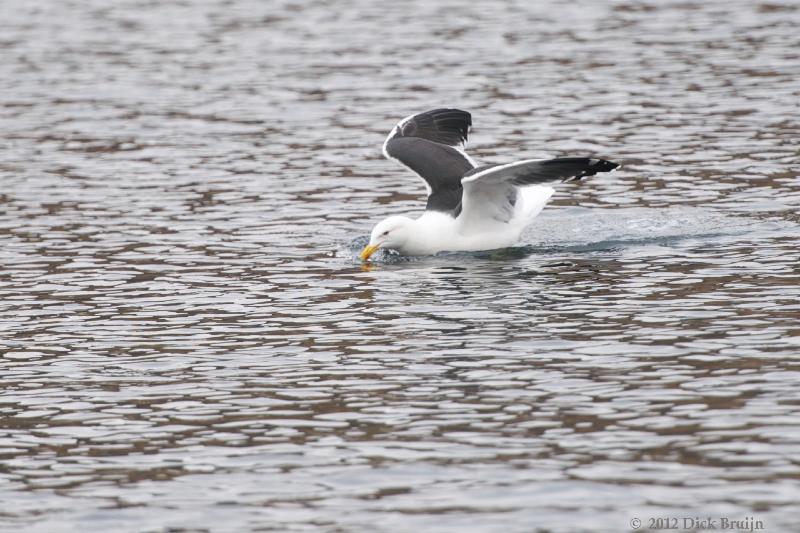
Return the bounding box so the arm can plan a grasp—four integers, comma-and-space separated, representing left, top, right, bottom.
359, 243, 380, 261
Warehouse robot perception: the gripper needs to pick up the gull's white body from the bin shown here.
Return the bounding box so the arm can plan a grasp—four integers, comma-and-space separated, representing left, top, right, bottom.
374, 185, 554, 256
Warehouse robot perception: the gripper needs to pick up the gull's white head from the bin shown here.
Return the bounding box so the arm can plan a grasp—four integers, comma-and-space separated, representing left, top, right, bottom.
360, 215, 414, 261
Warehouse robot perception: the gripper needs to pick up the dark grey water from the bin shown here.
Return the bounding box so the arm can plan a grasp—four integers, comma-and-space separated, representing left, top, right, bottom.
2, 0, 800, 531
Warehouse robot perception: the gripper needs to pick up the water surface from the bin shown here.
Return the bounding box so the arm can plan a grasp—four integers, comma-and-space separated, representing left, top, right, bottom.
2, 0, 800, 531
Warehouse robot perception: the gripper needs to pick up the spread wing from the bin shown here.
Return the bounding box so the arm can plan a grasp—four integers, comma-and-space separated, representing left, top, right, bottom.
460, 157, 619, 224
382, 108, 476, 214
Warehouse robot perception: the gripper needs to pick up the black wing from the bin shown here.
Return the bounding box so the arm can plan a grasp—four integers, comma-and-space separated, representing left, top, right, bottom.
462, 158, 619, 186
460, 157, 619, 225
382, 109, 475, 214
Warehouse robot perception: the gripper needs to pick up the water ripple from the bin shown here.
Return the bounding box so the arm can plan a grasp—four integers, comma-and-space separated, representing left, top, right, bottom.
2, 0, 800, 531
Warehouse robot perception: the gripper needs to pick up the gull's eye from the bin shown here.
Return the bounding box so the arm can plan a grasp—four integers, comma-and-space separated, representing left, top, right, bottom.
382, 230, 389, 236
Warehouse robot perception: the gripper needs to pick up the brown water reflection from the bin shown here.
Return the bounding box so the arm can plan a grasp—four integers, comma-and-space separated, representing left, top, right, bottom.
2, 0, 800, 531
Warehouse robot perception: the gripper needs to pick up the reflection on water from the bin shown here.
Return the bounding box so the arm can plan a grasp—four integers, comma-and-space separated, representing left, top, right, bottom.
2, 0, 800, 531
